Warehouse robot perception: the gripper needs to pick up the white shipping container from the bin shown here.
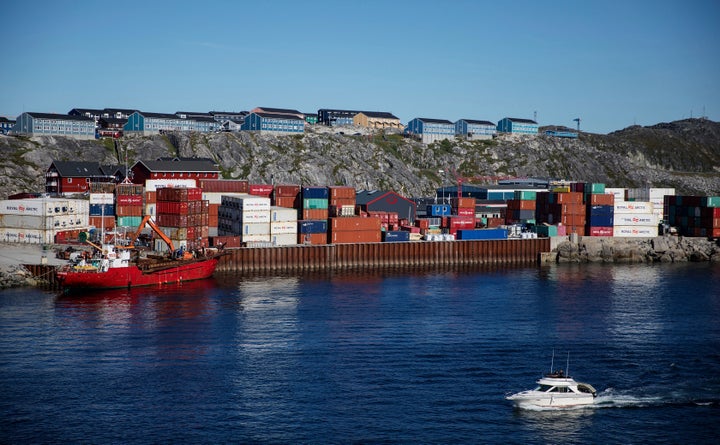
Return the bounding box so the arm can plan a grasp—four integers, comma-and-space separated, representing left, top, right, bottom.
0, 198, 82, 216
145, 203, 156, 216
221, 194, 271, 210
614, 213, 659, 226
203, 192, 248, 205
271, 233, 297, 246
89, 193, 114, 205
270, 206, 298, 222
613, 225, 659, 237
144, 179, 197, 192
0, 228, 55, 244
649, 187, 675, 200
243, 222, 271, 235
270, 221, 297, 234
241, 233, 271, 243
153, 238, 187, 253
614, 201, 654, 213
604, 188, 626, 202
0, 214, 88, 230
240, 209, 270, 223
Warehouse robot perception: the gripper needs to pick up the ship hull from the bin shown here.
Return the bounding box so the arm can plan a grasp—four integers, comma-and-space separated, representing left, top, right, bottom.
56, 257, 220, 292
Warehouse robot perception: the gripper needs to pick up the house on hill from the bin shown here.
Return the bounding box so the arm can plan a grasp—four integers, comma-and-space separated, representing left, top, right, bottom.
251, 107, 304, 119
124, 111, 219, 135
317, 109, 361, 126
14, 112, 96, 139
130, 158, 220, 186
353, 111, 403, 130
497, 117, 538, 135
46, 161, 117, 195
0, 116, 15, 134
455, 119, 497, 140
405, 118, 455, 144
241, 112, 305, 135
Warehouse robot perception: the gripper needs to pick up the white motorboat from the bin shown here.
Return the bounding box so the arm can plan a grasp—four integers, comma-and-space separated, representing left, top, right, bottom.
506, 354, 598, 409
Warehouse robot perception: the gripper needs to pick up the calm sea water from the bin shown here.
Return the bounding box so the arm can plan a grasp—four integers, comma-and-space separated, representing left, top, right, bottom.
1, 263, 719, 444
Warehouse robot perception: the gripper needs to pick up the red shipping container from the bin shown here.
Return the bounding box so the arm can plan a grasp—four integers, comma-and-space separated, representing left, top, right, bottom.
452, 197, 476, 208
560, 213, 586, 226
330, 197, 356, 207
274, 184, 301, 197
456, 207, 475, 217
330, 230, 381, 244
416, 219, 430, 229
209, 235, 241, 248
115, 205, 143, 217
401, 225, 421, 233
328, 186, 356, 199
89, 216, 115, 230
302, 209, 329, 220
553, 192, 584, 204
297, 232, 328, 245
587, 226, 613, 236
588, 193, 615, 206
274, 196, 300, 208
116, 194, 143, 206
330, 216, 381, 231
700, 207, 720, 218
448, 216, 476, 229
486, 217, 504, 228
249, 184, 274, 197
144, 191, 157, 204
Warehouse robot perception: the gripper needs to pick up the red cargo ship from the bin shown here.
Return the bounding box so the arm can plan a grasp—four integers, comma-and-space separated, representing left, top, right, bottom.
56, 215, 225, 292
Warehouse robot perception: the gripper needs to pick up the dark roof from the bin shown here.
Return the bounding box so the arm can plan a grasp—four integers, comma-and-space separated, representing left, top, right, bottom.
134, 111, 181, 119
104, 108, 138, 114
49, 161, 113, 177
176, 111, 213, 118
133, 159, 219, 173
68, 108, 104, 115
503, 117, 538, 124
359, 111, 399, 119
0, 117, 15, 123
254, 107, 303, 115
98, 117, 128, 125
458, 119, 495, 126
355, 190, 414, 206
26, 112, 93, 122
253, 112, 305, 121
210, 111, 248, 116
414, 118, 454, 125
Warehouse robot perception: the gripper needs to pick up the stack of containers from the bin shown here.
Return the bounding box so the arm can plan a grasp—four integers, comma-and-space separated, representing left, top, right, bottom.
328, 186, 356, 217
444, 215, 475, 237
505, 191, 536, 225
604, 187, 626, 203
414, 216, 442, 238
627, 187, 675, 222
537, 191, 585, 234
155, 187, 209, 252
329, 215, 381, 243
273, 184, 301, 209
583, 183, 615, 236
613, 201, 658, 237
89, 190, 115, 230
451, 197, 477, 219
270, 206, 298, 246
218, 194, 271, 245
199, 179, 249, 236
0, 197, 89, 244
298, 220, 328, 245
368, 211, 400, 231
115, 183, 144, 229
666, 195, 720, 238
302, 187, 329, 220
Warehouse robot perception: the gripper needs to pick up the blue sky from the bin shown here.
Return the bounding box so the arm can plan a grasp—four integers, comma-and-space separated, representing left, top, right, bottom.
2, 0, 718, 134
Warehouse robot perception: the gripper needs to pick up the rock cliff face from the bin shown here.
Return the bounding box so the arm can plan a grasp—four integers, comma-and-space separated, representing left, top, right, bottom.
555, 236, 720, 263
1, 118, 719, 199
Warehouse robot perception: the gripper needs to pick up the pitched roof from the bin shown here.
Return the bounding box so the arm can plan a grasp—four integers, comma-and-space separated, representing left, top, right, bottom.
133, 159, 219, 173
358, 111, 399, 119
135, 111, 181, 119
253, 111, 305, 121
26, 112, 93, 122
0, 117, 15, 123
253, 107, 303, 116
504, 117, 538, 124
355, 190, 414, 206
414, 118, 454, 125
459, 119, 496, 126
49, 161, 113, 177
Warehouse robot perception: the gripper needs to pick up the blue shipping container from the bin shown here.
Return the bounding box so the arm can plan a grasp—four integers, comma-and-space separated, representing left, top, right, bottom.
588, 205, 614, 217
302, 187, 329, 199
89, 204, 115, 216
456, 228, 508, 240
382, 231, 411, 242
427, 204, 451, 216
299, 220, 327, 234
587, 213, 614, 227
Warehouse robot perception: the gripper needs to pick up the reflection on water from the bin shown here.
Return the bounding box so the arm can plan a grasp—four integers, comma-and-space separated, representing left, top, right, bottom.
607, 266, 664, 344
516, 407, 594, 444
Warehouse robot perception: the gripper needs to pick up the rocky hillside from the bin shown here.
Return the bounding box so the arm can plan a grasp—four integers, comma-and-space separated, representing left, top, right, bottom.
1, 118, 719, 199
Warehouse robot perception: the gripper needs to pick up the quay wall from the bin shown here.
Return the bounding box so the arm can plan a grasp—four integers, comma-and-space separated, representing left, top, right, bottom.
216, 238, 551, 274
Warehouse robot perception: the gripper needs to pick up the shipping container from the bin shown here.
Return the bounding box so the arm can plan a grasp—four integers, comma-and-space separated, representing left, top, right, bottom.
297, 232, 327, 245
221, 194, 271, 210
0, 228, 55, 244
586, 193, 615, 206
302, 209, 329, 220
271, 233, 297, 246
328, 186, 356, 199
513, 191, 537, 201
613, 225, 659, 237
89, 204, 115, 216
587, 226, 613, 237
116, 194, 144, 206
614, 201, 654, 213
116, 216, 143, 228
198, 179, 249, 193
270, 221, 297, 234
456, 228, 508, 240
330, 216, 381, 232
303, 198, 329, 209
587, 212, 613, 227
156, 187, 203, 202
273, 196, 300, 209
550, 192, 584, 204
249, 184, 274, 197
89, 193, 114, 205
144, 179, 197, 192
330, 230, 381, 244
427, 204, 451, 216
115, 183, 144, 195
302, 186, 329, 200
274, 184, 301, 197
535, 225, 558, 237
270, 206, 298, 222
614, 213, 658, 226
382, 230, 411, 242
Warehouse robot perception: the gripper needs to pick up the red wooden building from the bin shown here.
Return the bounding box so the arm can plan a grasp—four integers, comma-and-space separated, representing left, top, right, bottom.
130, 158, 220, 185
45, 161, 117, 195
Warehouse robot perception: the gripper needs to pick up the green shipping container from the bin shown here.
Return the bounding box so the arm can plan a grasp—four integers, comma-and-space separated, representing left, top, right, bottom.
303, 198, 329, 209
589, 183, 606, 194
702, 196, 720, 207
116, 216, 143, 228
535, 225, 558, 237
514, 190, 537, 200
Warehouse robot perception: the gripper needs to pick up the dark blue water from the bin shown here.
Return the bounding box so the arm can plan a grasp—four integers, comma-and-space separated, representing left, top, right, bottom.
1, 263, 719, 444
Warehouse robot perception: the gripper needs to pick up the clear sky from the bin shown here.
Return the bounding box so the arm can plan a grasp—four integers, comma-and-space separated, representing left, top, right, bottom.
2, 0, 718, 134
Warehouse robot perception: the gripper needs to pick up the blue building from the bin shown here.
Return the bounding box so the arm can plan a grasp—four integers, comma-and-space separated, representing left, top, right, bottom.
455, 119, 497, 140
240, 112, 305, 135
124, 111, 219, 135
317, 109, 361, 126
497, 117, 538, 135
405, 118, 455, 144
0, 116, 15, 134
13, 112, 95, 139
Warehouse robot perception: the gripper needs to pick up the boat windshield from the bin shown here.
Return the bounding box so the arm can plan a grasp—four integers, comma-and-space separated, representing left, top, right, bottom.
536, 384, 553, 392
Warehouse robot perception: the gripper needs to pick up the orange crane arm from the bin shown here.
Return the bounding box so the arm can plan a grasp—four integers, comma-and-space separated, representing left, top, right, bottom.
126, 215, 175, 252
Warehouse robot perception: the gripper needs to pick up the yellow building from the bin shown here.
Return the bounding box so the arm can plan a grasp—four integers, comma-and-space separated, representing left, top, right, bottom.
353, 111, 403, 130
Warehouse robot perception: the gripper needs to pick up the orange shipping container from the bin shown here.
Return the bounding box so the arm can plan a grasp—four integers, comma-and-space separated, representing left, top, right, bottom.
115, 205, 143, 217
553, 192, 584, 204
452, 197, 476, 208
588, 193, 615, 206
274, 184, 301, 197
302, 209, 329, 220
144, 191, 157, 204
274, 196, 300, 208
198, 179, 249, 193
328, 186, 356, 199
330, 197, 356, 207
297, 232, 328, 245
89, 216, 115, 230
330, 216, 381, 231
330, 230, 381, 244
